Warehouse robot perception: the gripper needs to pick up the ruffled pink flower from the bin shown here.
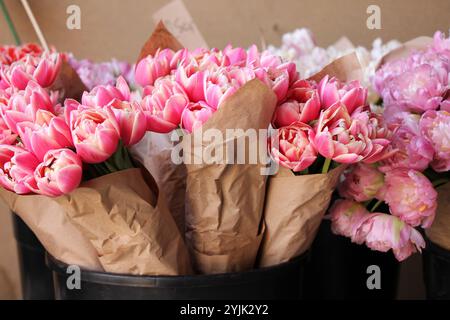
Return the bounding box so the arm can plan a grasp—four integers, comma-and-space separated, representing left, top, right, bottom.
0, 145, 39, 194
108, 99, 146, 146
318, 76, 368, 114
1, 81, 58, 133
181, 102, 214, 133
269, 122, 317, 172
378, 168, 437, 228
329, 199, 373, 244
70, 106, 120, 163
135, 49, 176, 87
338, 163, 385, 202
420, 110, 450, 172
81, 76, 130, 107
16, 111, 73, 161
0, 117, 17, 145
28, 148, 82, 196
140, 77, 189, 133
357, 213, 425, 262
380, 112, 434, 171
272, 79, 321, 127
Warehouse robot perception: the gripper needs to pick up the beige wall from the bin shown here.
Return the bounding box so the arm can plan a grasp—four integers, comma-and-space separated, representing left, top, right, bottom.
1, 0, 449, 62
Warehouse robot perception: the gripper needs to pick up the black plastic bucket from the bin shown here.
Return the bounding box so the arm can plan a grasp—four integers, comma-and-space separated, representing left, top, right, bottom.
422, 235, 450, 300
303, 220, 400, 299
12, 214, 54, 300
47, 253, 307, 300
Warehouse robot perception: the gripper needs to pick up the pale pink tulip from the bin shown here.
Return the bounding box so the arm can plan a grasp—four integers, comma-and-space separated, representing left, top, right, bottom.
140, 78, 189, 133
269, 122, 317, 172
0, 145, 39, 194
357, 213, 425, 261
81, 76, 130, 107
16, 112, 73, 161
378, 168, 437, 228
107, 99, 146, 146
420, 110, 450, 172
318, 76, 368, 114
181, 102, 214, 133
329, 199, 374, 244
272, 80, 321, 127
338, 163, 385, 202
28, 148, 82, 196
135, 49, 175, 87
70, 107, 120, 163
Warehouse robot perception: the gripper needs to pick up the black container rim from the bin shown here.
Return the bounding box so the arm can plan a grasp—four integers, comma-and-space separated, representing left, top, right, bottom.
46, 252, 308, 288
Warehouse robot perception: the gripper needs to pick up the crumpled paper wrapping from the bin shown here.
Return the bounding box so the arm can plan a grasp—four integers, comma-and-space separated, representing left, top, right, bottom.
183, 79, 277, 274
50, 60, 87, 102
0, 169, 192, 275
258, 166, 345, 267
258, 54, 362, 267
426, 183, 450, 250
130, 132, 187, 235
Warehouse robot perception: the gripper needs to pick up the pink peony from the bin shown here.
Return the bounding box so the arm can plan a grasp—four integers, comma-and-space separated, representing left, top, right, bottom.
378, 168, 437, 228
338, 163, 384, 202
420, 110, 450, 172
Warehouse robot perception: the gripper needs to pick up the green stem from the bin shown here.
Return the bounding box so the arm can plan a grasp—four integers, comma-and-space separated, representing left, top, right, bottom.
432, 179, 449, 188
370, 199, 383, 213
321, 158, 332, 174
0, 0, 21, 45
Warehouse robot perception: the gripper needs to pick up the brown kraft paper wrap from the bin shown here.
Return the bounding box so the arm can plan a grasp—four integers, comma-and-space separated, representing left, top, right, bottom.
50, 60, 87, 101
0, 169, 192, 275
258, 54, 362, 267
426, 183, 450, 250
258, 165, 346, 267
130, 21, 188, 234
183, 79, 277, 274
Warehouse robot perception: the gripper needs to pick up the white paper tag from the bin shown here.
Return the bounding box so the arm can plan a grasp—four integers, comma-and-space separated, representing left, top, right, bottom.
152, 0, 209, 50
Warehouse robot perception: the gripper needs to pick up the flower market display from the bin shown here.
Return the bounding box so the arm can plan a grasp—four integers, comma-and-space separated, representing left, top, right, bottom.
1, 11, 450, 301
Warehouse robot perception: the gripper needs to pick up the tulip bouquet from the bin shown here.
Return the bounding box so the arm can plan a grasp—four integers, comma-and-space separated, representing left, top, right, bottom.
328, 31, 450, 261
258, 56, 394, 266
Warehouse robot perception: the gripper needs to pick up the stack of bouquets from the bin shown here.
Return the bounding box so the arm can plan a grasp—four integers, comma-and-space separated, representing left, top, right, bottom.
0, 24, 393, 276
329, 31, 450, 261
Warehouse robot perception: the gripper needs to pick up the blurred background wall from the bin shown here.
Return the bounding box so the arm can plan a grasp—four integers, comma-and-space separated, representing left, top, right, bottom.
0, 0, 448, 299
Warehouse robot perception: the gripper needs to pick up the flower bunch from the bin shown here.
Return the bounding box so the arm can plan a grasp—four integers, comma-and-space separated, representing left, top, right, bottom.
134, 46, 298, 133
0, 43, 44, 66
329, 31, 450, 261
266, 28, 401, 86
0, 44, 145, 197
269, 75, 393, 174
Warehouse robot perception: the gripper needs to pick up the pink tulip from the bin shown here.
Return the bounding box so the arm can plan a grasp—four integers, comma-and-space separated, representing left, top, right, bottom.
0, 145, 39, 194
269, 122, 317, 172
378, 168, 437, 228
33, 53, 62, 88
70, 107, 120, 163
28, 148, 82, 196
204, 67, 244, 109
16, 112, 73, 161
357, 213, 425, 262
140, 78, 189, 133
338, 163, 385, 202
107, 99, 146, 146
82, 76, 130, 107
181, 102, 214, 133
311, 104, 367, 163
135, 49, 175, 87
0, 117, 17, 145
1, 81, 57, 133
329, 199, 373, 244
318, 76, 368, 114
175, 67, 207, 102
223, 45, 247, 67
380, 112, 434, 171
272, 80, 321, 127
420, 110, 450, 172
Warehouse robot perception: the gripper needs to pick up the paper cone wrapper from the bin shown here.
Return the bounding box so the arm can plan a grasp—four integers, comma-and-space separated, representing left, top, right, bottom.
426, 182, 450, 250
50, 60, 87, 101
258, 165, 346, 267
130, 132, 187, 235
376, 36, 433, 70
0, 169, 192, 275
182, 79, 277, 274
309, 52, 364, 83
